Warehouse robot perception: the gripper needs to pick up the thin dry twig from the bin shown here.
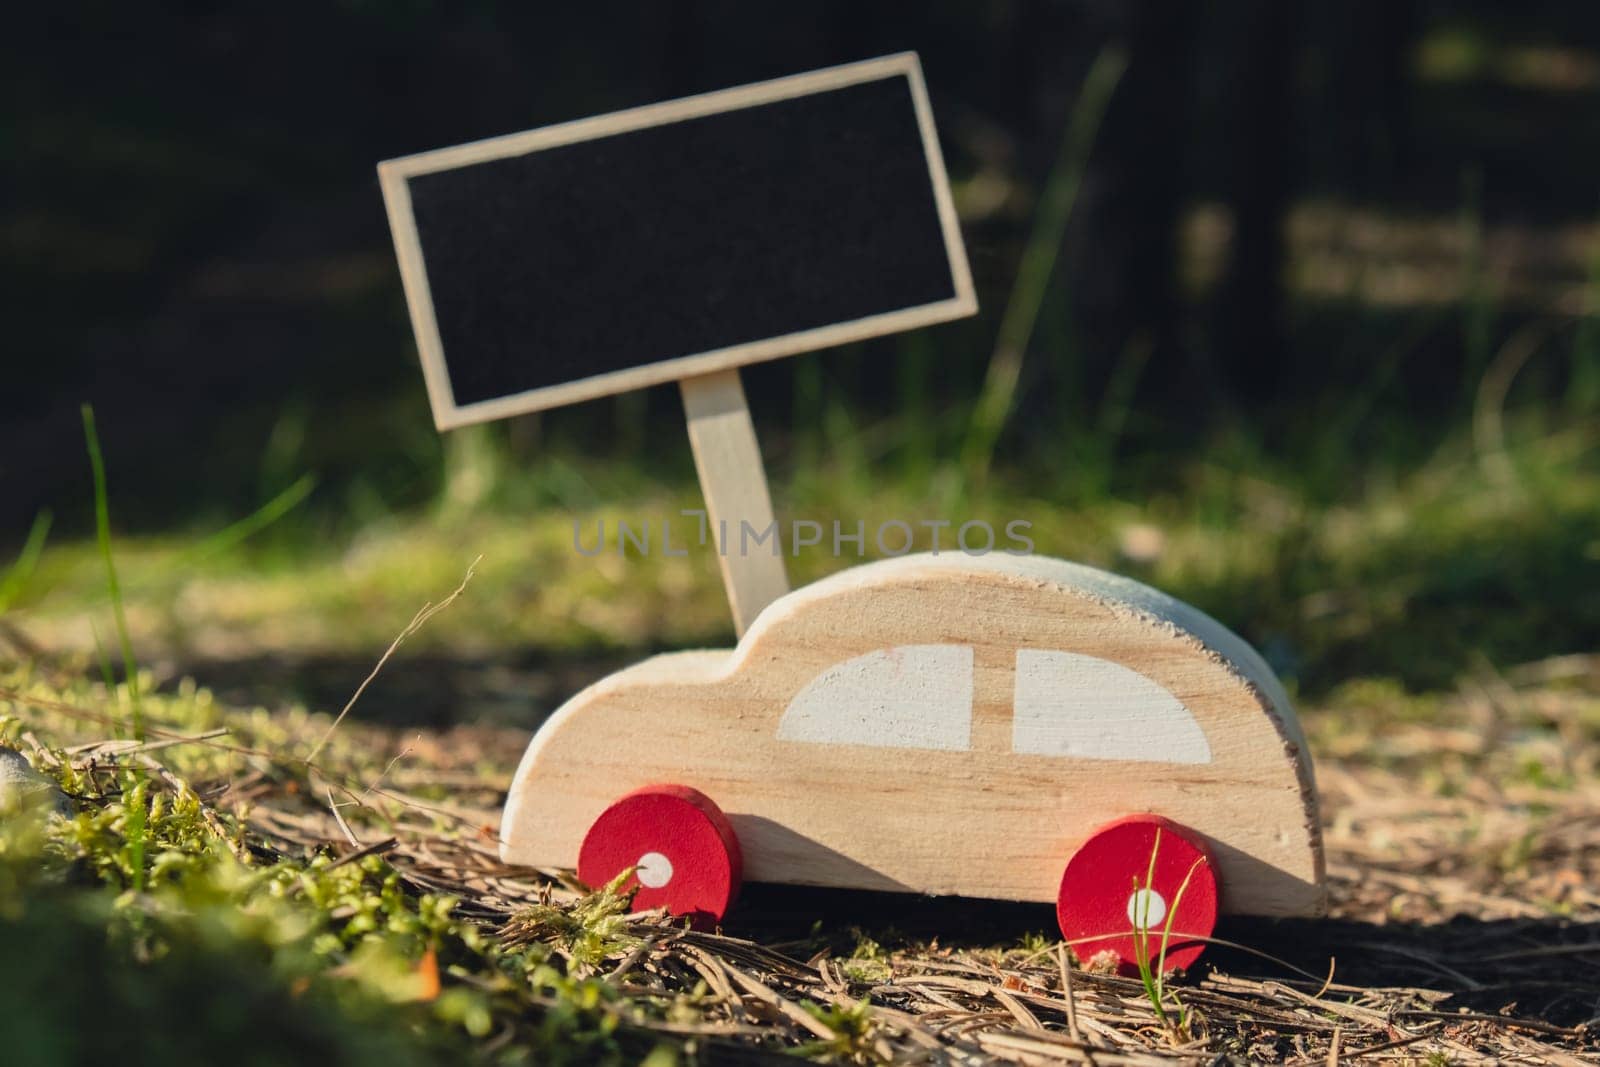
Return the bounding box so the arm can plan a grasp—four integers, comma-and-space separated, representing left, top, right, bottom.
326, 785, 361, 847
363, 733, 422, 800
1058, 944, 1083, 1045
304, 556, 480, 763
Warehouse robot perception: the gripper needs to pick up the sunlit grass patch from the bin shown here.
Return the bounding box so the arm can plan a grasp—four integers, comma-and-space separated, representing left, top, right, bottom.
12, 410, 1593, 710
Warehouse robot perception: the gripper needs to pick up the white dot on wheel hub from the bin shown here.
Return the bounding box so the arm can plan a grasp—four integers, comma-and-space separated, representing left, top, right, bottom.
636, 851, 673, 888
1127, 887, 1168, 929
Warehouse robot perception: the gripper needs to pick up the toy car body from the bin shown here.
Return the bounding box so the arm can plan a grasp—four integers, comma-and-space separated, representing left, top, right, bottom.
502, 552, 1325, 941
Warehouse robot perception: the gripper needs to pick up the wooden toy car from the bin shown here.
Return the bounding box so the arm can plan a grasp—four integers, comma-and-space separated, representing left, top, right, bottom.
501, 553, 1324, 972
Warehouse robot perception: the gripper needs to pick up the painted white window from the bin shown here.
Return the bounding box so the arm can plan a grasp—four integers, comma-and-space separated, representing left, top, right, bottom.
777, 645, 973, 751
1012, 650, 1211, 764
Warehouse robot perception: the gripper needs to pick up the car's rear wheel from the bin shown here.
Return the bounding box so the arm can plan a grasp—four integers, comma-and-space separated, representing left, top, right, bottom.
1056, 814, 1219, 974
577, 784, 742, 927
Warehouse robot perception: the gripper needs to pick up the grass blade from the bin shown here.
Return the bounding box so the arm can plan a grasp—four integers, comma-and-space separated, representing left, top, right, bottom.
0, 509, 52, 613
181, 472, 317, 562
1133, 826, 1166, 1024
1155, 855, 1206, 1008
962, 44, 1128, 487
82, 404, 142, 741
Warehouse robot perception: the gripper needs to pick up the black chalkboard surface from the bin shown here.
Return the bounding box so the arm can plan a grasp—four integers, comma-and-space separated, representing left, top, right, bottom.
379, 53, 975, 430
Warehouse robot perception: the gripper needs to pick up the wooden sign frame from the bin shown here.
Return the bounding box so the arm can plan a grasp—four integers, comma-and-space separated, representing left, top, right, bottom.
377, 52, 976, 432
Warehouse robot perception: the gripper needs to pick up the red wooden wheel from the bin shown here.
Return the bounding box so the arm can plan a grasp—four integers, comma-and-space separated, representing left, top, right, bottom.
577, 784, 742, 927
1056, 814, 1219, 974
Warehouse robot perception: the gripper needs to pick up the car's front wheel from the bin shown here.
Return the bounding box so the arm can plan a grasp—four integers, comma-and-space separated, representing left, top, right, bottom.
577, 784, 742, 927
1056, 814, 1219, 974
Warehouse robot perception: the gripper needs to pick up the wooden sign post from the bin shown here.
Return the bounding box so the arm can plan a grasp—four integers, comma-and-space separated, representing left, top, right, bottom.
678, 369, 788, 634
378, 53, 975, 633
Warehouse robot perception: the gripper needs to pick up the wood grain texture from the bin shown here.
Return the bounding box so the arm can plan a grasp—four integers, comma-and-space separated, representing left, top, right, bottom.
501, 553, 1325, 918
680, 369, 790, 635
377, 52, 977, 430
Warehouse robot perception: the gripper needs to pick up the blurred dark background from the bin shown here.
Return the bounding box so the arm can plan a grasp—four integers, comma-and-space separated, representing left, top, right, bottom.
5, 0, 1598, 538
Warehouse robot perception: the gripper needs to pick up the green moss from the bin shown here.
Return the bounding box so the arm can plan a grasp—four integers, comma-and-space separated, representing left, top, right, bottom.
0, 673, 668, 1065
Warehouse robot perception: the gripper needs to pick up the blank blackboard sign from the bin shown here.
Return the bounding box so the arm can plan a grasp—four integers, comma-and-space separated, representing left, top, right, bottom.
379, 53, 976, 430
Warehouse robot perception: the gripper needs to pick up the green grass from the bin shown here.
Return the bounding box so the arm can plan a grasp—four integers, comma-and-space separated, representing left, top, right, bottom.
962, 43, 1128, 488
0, 510, 51, 614
1126, 832, 1208, 1040
81, 405, 142, 740
7, 403, 1594, 703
